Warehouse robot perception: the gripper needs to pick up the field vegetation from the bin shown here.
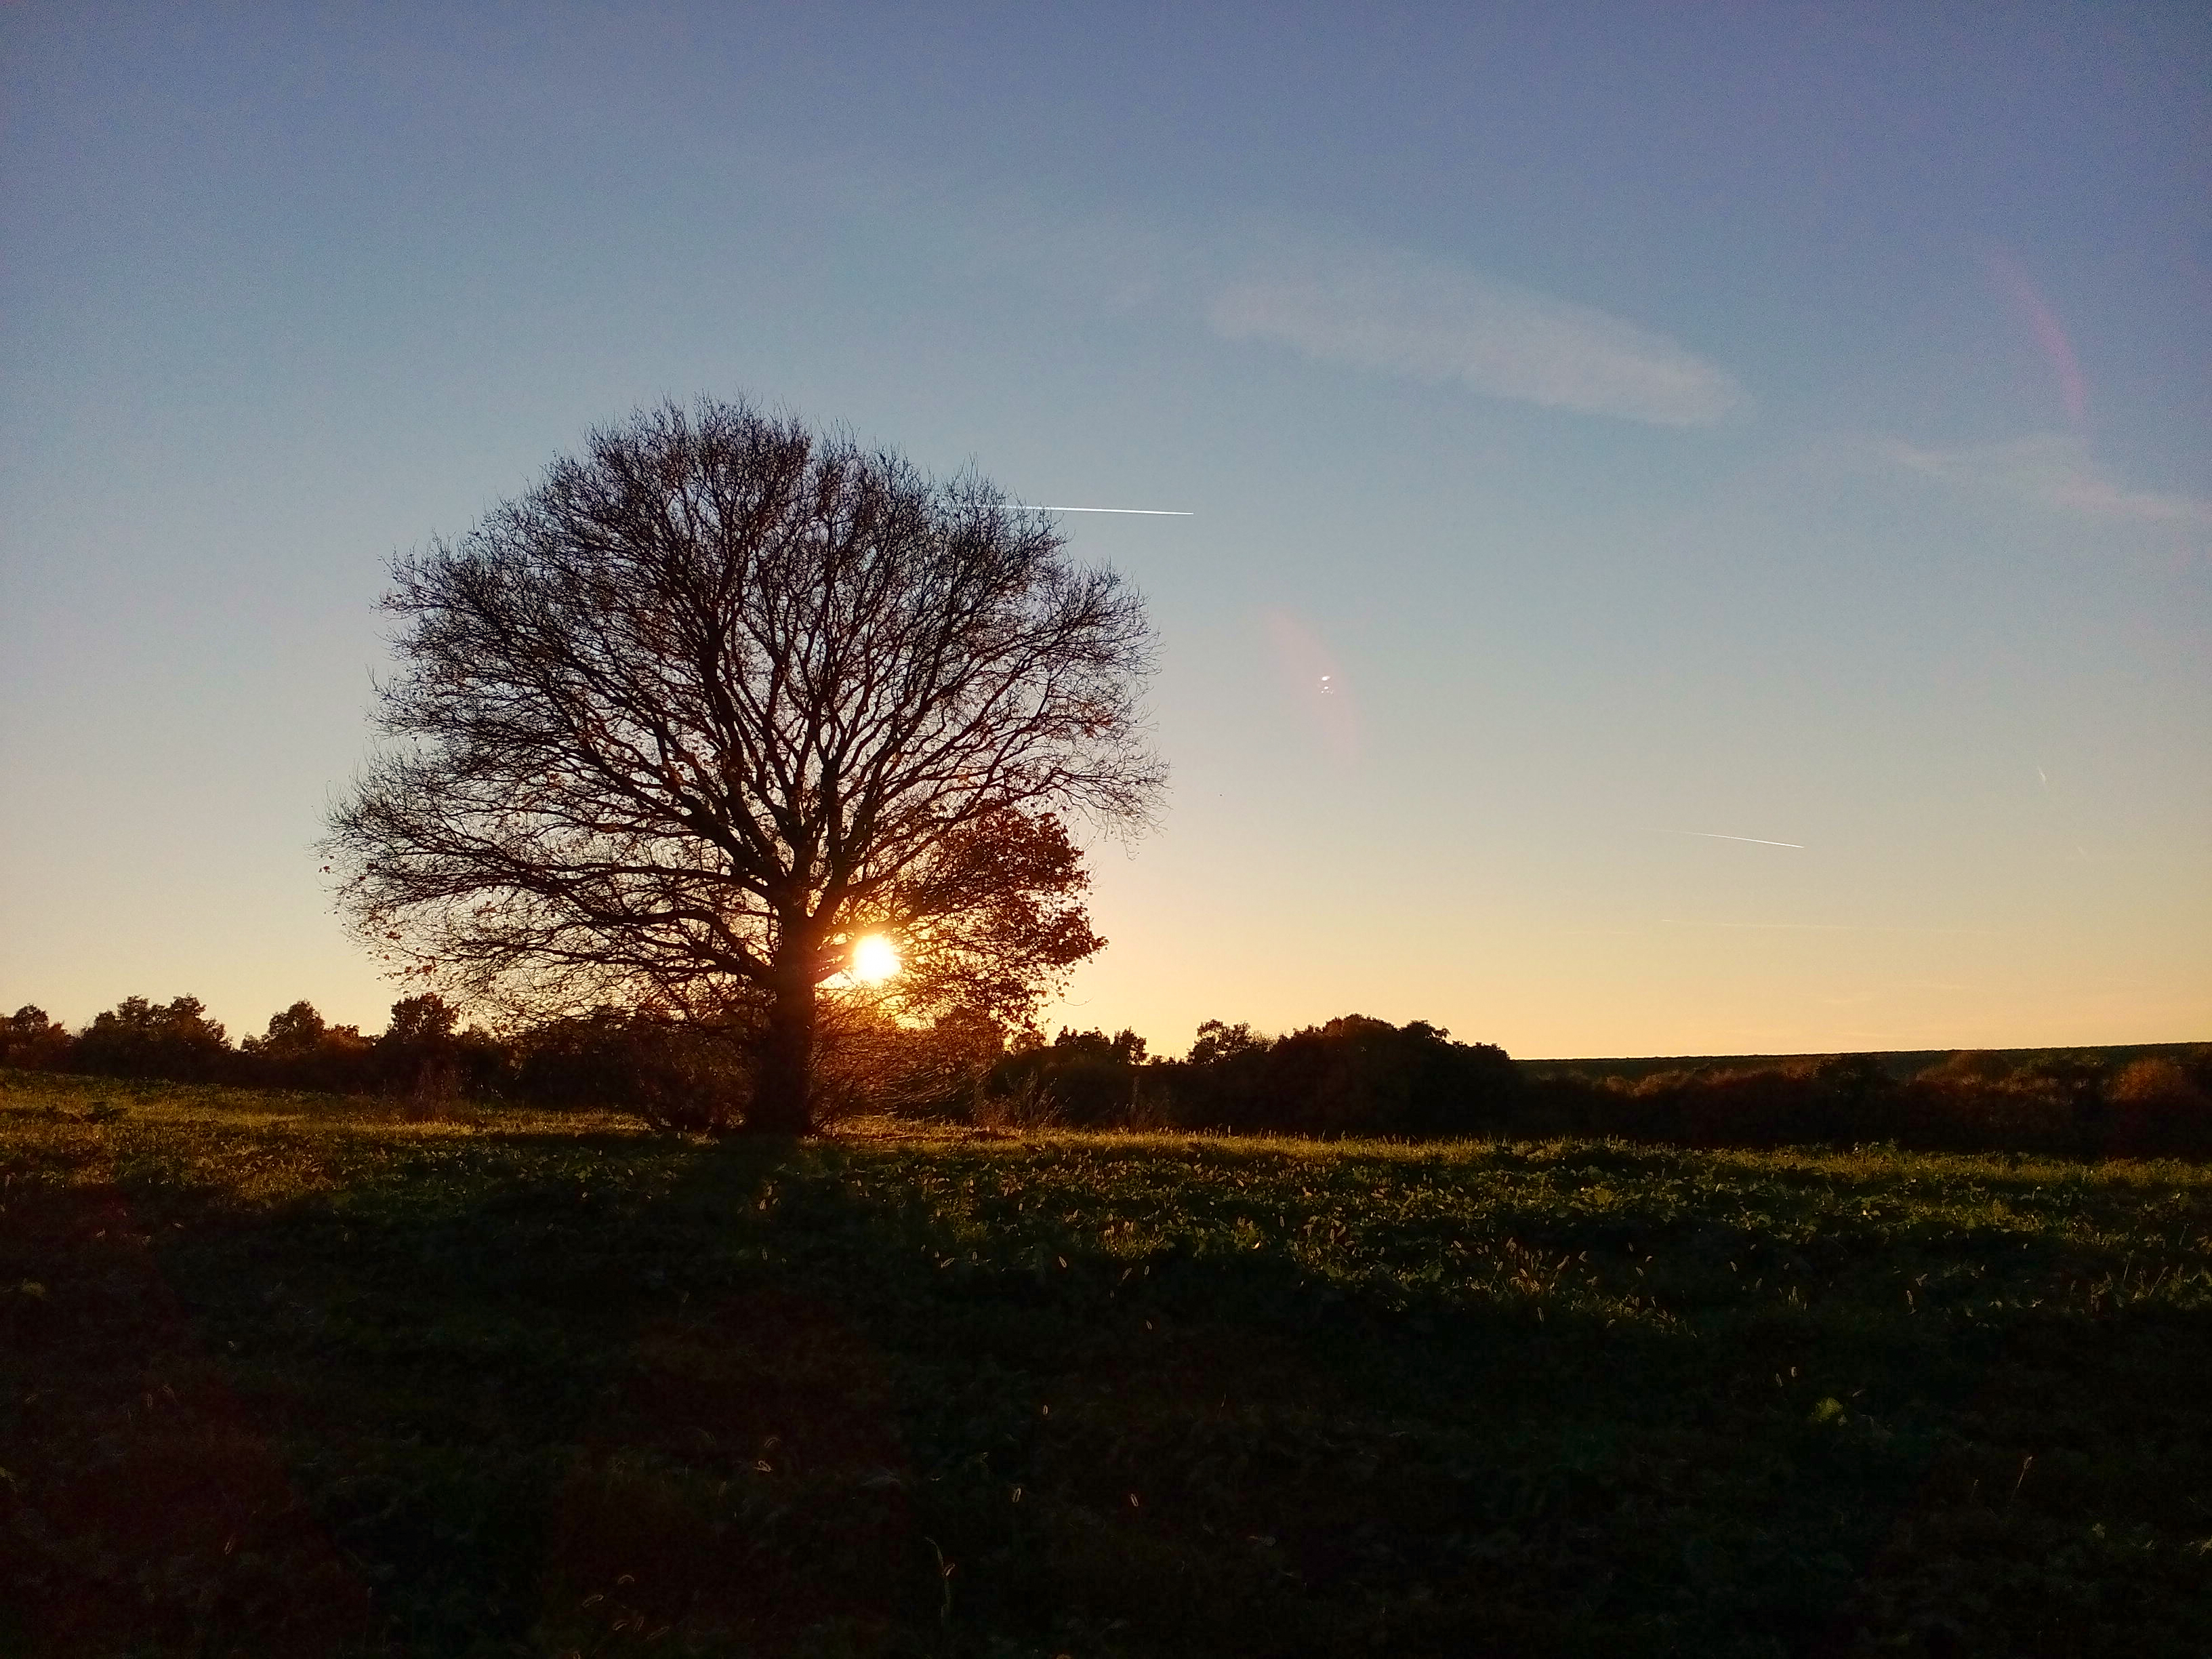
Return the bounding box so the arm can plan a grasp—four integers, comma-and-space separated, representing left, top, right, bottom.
4, 1068, 2207, 1656
7, 998, 2209, 1159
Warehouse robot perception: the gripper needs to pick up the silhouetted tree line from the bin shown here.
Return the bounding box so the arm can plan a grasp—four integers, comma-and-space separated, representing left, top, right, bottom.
961, 1017, 1524, 1140
0, 996, 508, 1105
0, 991, 974, 1134
924, 1021, 2212, 1158
1514, 1048, 2212, 1160
5, 995, 2209, 1156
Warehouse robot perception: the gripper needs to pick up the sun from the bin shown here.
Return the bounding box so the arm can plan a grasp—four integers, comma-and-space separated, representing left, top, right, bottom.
851, 934, 901, 984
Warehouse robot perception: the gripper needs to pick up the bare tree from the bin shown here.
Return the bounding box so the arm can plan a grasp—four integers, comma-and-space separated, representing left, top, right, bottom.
327, 398, 1162, 1132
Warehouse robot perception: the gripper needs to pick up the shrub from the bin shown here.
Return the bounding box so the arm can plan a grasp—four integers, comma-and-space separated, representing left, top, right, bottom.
2106, 1058, 2212, 1157
1603, 1054, 1901, 1149
1256, 1017, 1511, 1138
1153, 1016, 1521, 1140
810, 1003, 1008, 1123
0, 1006, 74, 1072
1918, 1049, 2015, 1085
1894, 1073, 2073, 1154
515, 1007, 746, 1132
73, 995, 232, 1083
981, 1028, 1149, 1129
239, 1002, 375, 1093
367, 994, 514, 1105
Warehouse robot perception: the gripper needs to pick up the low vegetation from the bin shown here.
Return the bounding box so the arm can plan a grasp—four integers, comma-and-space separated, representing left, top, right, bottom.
4, 1069, 2207, 1656
7, 998, 2209, 1157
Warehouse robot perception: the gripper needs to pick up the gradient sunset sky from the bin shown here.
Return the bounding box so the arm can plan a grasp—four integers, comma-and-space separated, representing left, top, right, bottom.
3, 4, 2207, 1057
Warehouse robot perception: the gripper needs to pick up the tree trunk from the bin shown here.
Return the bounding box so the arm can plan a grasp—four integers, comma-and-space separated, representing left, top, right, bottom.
749, 941, 818, 1135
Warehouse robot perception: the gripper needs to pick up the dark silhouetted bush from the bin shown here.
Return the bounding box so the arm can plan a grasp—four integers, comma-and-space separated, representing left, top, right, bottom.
1239, 1016, 1521, 1139
73, 996, 232, 1083
239, 1001, 375, 1093
1512, 1044, 2212, 1160
2105, 1057, 2212, 1157
1582, 1054, 1898, 1149
515, 1006, 749, 1132
0, 1006, 75, 1071
980, 1027, 1150, 1128
367, 994, 513, 1107
815, 1004, 1007, 1121
961, 1016, 1523, 1140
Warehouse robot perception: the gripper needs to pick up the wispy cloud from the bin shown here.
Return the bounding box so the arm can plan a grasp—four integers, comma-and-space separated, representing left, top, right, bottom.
1881, 433, 2212, 527
1208, 236, 1748, 427
1660, 920, 2001, 935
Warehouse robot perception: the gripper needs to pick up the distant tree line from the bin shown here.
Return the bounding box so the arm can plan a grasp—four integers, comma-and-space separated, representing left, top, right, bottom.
1516, 1048, 2212, 1161
943, 1021, 2212, 1158
3, 996, 2208, 1157
0, 996, 508, 1106
968, 1017, 1526, 1141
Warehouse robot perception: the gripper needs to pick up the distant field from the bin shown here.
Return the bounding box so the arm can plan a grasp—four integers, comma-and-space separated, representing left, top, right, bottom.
1517, 1041, 2209, 1085
3, 1069, 2209, 1657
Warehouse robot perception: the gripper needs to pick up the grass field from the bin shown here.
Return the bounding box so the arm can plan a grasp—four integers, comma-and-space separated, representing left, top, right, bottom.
3, 1069, 2208, 1657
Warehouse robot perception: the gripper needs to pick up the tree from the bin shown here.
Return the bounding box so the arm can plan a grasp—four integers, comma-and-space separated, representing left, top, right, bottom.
241, 1001, 376, 1094
327, 398, 1162, 1132
979, 1026, 1153, 1128
1187, 1019, 1267, 1066
73, 995, 231, 1083
0, 1006, 75, 1071
249, 999, 328, 1057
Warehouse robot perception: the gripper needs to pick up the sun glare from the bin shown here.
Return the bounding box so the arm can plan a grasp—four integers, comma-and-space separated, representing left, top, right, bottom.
851, 935, 901, 984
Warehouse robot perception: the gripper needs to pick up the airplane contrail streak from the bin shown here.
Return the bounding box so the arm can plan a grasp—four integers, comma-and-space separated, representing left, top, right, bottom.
1028, 506, 1193, 515
1664, 832, 1806, 848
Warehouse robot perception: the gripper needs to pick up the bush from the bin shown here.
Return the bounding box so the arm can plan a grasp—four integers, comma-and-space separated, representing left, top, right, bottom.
515, 1007, 747, 1132
1519, 1047, 2212, 1160
1108, 1016, 1525, 1141
0, 1006, 74, 1072
808, 1002, 1007, 1122
2106, 1057, 2212, 1157
239, 1002, 375, 1093
980, 1028, 1149, 1129
1594, 1054, 1901, 1149
73, 995, 232, 1083
368, 994, 514, 1107
1238, 1017, 1517, 1139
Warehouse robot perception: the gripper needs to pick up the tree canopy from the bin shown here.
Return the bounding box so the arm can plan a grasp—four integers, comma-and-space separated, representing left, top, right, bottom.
327, 398, 1162, 1130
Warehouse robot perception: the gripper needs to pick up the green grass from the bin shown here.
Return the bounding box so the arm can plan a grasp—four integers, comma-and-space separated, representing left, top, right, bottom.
3, 1069, 2208, 1657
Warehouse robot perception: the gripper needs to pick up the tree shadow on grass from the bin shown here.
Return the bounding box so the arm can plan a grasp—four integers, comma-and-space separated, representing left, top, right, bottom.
1, 1147, 380, 1655
1, 1122, 800, 1655
5, 1116, 2207, 1656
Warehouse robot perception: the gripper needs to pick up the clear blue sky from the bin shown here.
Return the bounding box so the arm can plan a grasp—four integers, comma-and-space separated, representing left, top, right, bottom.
4, 3, 2207, 1057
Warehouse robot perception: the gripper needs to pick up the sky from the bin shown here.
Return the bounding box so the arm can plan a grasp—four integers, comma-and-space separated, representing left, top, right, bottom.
3, 3, 2207, 1059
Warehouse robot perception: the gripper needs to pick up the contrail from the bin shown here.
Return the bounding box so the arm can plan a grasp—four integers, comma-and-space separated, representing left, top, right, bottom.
1664, 831, 1805, 848
1029, 506, 1193, 515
